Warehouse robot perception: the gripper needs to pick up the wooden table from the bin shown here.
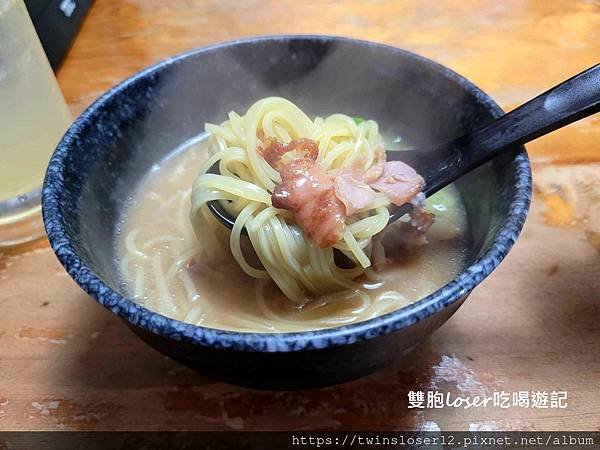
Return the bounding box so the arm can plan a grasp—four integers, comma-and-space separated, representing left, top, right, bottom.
1, 0, 598, 431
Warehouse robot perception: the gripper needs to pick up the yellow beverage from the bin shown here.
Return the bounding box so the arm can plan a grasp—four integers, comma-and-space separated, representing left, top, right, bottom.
0, 0, 72, 245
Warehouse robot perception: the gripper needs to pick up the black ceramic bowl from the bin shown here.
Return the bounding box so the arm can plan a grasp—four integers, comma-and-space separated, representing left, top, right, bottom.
42, 36, 531, 389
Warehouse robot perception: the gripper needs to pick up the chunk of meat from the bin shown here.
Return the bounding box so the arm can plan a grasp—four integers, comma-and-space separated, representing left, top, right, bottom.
328, 151, 385, 216
272, 159, 346, 248
370, 219, 430, 271
410, 208, 435, 233
367, 159, 432, 271
333, 172, 377, 215
369, 161, 424, 206
409, 192, 434, 233
260, 136, 319, 169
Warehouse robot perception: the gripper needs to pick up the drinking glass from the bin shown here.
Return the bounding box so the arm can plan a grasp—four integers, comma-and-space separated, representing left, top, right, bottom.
0, 0, 72, 246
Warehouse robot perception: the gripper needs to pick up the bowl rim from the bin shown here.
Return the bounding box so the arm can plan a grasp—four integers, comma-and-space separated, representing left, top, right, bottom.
42, 34, 532, 352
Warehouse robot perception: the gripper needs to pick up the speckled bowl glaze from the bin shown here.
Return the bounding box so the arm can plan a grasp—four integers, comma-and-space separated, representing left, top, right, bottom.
42, 36, 531, 389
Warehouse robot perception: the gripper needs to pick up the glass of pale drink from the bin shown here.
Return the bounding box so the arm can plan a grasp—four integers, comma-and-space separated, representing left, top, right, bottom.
0, 0, 72, 246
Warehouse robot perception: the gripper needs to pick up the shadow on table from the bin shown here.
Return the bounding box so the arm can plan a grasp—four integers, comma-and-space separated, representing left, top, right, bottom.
49, 293, 441, 431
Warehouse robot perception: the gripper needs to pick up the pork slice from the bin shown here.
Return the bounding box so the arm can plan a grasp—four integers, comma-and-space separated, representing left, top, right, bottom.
369, 160, 424, 206
333, 172, 377, 216
272, 159, 346, 248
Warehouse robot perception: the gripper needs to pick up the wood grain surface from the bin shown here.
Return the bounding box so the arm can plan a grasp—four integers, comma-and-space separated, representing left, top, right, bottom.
1, 0, 599, 431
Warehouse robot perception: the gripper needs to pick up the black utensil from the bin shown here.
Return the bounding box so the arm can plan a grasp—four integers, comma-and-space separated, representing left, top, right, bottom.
208, 63, 600, 229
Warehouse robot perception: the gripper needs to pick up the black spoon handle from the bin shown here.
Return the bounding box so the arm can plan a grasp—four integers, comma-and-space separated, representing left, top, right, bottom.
417, 63, 600, 196
209, 65, 600, 230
